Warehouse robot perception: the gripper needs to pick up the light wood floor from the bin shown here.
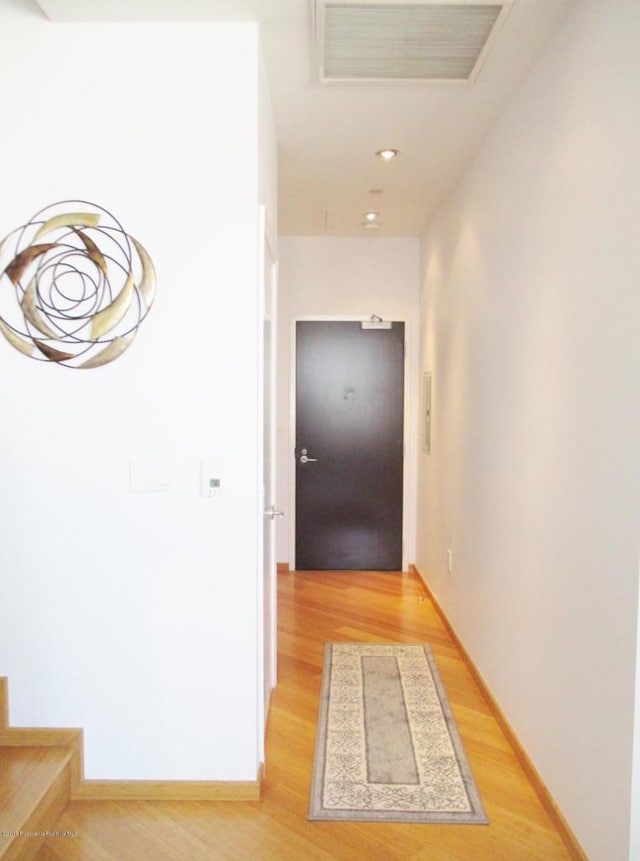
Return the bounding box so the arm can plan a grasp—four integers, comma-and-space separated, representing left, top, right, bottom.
38, 570, 576, 860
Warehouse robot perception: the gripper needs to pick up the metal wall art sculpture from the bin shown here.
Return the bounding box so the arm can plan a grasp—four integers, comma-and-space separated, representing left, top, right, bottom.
0, 201, 155, 368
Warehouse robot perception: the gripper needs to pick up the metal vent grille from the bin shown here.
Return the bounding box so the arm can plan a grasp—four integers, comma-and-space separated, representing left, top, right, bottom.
316, 1, 512, 83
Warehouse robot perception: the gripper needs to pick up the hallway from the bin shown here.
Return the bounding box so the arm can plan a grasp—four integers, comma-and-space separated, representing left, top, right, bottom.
40, 569, 578, 860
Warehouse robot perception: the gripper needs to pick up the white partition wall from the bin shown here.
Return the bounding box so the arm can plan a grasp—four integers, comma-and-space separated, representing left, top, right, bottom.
0, 11, 276, 782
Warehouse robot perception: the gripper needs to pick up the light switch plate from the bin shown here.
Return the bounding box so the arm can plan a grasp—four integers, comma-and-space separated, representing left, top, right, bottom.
130, 460, 173, 493
201, 461, 222, 497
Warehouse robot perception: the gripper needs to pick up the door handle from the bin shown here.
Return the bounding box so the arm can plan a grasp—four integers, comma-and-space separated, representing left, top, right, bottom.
264, 506, 285, 519
300, 454, 318, 464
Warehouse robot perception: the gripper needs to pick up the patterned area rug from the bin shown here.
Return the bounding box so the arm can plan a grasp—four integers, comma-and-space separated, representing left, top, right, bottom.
309, 643, 488, 823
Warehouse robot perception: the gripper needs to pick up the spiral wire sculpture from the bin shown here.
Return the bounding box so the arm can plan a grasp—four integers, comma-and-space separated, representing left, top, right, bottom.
0, 201, 155, 369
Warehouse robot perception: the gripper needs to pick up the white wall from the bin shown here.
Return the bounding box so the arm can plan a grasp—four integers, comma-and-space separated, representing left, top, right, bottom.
277, 237, 420, 567
258, 44, 278, 239
632, 571, 640, 860
416, 1, 640, 858
0, 14, 274, 782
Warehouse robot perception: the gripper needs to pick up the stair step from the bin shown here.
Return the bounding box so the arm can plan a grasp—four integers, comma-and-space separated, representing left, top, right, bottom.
0, 746, 72, 861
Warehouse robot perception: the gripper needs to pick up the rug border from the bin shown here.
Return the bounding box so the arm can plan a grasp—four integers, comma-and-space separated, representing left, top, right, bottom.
309, 642, 489, 824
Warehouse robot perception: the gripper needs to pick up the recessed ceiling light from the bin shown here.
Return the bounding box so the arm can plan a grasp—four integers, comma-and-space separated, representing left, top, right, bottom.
369, 188, 384, 195
376, 148, 399, 160
364, 211, 379, 221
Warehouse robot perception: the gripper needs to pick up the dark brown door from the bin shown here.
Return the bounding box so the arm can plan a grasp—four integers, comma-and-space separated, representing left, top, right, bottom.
295, 321, 404, 570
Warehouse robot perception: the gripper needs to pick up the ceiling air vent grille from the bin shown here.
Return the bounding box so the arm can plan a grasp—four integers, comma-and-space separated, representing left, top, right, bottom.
316, 0, 512, 83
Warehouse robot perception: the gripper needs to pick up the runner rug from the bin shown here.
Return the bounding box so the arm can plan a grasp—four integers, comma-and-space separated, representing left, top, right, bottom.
309, 643, 488, 824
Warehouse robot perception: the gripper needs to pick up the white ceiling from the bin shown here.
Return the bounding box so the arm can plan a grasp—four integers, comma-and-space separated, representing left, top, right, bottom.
30, 0, 572, 236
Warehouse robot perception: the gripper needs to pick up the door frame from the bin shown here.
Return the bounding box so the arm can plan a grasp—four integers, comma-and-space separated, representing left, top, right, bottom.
257, 206, 278, 761
288, 315, 417, 572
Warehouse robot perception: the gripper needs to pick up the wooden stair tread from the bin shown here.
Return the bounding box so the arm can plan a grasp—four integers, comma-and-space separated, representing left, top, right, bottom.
0, 746, 72, 860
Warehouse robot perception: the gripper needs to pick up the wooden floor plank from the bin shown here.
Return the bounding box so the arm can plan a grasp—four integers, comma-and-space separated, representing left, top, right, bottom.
38, 569, 576, 860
